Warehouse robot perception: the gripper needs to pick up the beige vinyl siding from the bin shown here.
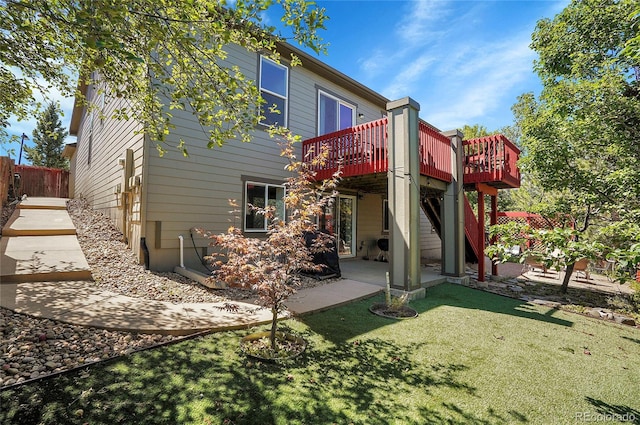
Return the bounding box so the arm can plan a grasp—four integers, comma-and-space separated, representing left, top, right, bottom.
356, 193, 442, 262
67, 150, 77, 198
71, 43, 393, 272
73, 80, 145, 259
420, 209, 441, 261
355, 193, 386, 258
142, 44, 389, 271
289, 63, 384, 138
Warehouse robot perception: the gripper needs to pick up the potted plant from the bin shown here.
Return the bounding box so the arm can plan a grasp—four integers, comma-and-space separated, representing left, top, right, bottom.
201, 129, 340, 360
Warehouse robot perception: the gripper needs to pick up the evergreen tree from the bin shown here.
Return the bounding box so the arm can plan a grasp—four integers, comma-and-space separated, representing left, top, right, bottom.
25, 103, 68, 169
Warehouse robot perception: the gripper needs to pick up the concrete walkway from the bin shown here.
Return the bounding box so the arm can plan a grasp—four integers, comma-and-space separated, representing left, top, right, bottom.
1, 198, 381, 335
1, 197, 91, 282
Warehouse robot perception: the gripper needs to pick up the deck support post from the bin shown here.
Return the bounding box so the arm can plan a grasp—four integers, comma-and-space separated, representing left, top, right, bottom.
440, 129, 467, 279
490, 194, 498, 277
477, 191, 485, 281
386, 97, 421, 293
475, 183, 498, 282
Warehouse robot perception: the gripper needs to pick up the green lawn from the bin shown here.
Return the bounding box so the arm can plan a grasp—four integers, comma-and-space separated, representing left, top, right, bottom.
2, 283, 640, 424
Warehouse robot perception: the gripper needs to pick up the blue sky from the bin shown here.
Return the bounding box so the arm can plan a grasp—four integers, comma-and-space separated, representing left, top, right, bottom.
4, 0, 568, 161
292, 0, 569, 131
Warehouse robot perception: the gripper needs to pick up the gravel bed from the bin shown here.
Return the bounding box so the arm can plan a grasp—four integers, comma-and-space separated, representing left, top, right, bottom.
66, 198, 255, 303
1, 201, 16, 228
1, 198, 336, 388
0, 309, 176, 388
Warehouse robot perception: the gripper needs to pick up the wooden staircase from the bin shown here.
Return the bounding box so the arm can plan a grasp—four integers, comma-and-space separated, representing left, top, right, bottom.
421, 194, 480, 264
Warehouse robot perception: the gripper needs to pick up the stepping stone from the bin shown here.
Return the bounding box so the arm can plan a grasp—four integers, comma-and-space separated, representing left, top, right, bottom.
0, 235, 91, 282
2, 208, 75, 236
18, 197, 68, 210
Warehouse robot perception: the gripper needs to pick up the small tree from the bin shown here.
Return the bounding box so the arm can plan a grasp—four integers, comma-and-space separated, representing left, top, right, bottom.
24, 102, 68, 169
202, 128, 339, 350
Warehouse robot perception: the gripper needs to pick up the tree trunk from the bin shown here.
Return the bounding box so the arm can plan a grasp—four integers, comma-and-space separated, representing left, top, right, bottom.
561, 263, 574, 294
270, 306, 278, 350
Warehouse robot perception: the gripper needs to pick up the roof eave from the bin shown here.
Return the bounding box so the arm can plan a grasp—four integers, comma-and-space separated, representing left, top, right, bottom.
69, 80, 88, 136
275, 41, 389, 109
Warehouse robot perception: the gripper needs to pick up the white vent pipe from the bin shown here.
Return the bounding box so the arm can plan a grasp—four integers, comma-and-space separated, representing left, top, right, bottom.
178, 235, 185, 268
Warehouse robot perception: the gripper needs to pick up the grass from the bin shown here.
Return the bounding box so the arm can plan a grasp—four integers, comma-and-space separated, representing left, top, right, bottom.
2, 283, 640, 424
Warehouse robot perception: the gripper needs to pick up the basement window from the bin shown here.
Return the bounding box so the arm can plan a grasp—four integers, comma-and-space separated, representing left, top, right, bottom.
245, 181, 286, 231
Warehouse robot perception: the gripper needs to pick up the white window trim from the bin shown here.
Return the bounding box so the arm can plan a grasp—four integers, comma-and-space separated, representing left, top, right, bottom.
317, 90, 356, 136
244, 180, 286, 232
259, 56, 288, 127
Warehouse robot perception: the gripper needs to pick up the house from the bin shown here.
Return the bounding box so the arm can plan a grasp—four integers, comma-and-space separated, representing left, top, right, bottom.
68, 40, 520, 297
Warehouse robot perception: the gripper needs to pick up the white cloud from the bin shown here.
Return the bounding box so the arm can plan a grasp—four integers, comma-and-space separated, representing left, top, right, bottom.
395, 0, 451, 43
357, 0, 453, 79
358, 49, 391, 75
421, 34, 536, 130
382, 54, 436, 99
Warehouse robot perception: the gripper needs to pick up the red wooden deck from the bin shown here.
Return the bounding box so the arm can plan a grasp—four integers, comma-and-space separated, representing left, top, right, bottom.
302, 119, 520, 189
302, 121, 522, 269
462, 134, 521, 189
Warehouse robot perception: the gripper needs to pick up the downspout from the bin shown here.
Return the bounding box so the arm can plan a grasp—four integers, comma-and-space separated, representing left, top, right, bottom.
141, 237, 150, 270
139, 131, 151, 269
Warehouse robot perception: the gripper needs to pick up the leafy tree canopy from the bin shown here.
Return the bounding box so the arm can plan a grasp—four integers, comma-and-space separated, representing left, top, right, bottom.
461, 124, 491, 140
494, 0, 640, 288
516, 0, 639, 228
0, 0, 327, 154
622, 4, 640, 60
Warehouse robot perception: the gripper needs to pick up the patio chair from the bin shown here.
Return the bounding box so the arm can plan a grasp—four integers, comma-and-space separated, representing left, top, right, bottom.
573, 258, 590, 280
522, 255, 555, 277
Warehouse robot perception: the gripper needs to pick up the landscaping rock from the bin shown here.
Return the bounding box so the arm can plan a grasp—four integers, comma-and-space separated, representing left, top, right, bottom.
0, 199, 339, 390
587, 308, 603, 318
531, 299, 562, 309
614, 315, 637, 327
0, 307, 178, 389
599, 311, 615, 320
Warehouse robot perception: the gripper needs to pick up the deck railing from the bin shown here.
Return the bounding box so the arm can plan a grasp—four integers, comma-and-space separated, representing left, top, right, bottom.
302, 118, 452, 183
418, 121, 452, 182
462, 134, 521, 188
302, 118, 387, 181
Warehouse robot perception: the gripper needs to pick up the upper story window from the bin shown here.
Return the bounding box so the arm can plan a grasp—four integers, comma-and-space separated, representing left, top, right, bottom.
318, 90, 355, 136
259, 56, 288, 127
245, 181, 286, 232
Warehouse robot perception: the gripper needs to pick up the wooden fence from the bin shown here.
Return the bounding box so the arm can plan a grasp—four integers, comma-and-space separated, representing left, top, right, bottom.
0, 156, 15, 205
14, 164, 69, 198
